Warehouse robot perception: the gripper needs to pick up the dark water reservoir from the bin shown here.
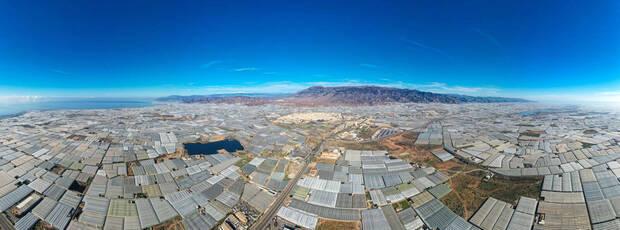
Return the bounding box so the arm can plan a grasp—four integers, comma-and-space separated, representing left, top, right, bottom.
184, 139, 244, 155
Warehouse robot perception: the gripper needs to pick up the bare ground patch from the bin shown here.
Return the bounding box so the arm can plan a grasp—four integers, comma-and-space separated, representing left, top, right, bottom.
317, 219, 361, 230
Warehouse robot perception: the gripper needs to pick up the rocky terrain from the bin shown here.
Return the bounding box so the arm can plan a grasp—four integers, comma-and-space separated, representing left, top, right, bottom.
157, 85, 529, 105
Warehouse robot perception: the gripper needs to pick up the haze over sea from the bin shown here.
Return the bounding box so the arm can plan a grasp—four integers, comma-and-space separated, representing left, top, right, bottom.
1, 95, 619, 119
0, 98, 152, 118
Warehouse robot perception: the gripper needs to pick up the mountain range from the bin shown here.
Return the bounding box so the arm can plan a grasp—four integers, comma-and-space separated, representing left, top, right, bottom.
157, 85, 530, 105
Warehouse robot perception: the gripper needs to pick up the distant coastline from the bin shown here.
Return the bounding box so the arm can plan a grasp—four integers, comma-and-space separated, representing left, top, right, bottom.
0, 98, 153, 119
0, 112, 26, 119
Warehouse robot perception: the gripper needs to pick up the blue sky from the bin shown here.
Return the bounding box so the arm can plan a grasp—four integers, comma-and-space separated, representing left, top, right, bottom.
1, 0, 619, 102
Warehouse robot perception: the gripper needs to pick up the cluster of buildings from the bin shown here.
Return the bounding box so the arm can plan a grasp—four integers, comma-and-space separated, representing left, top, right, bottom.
469, 196, 538, 230
275, 149, 476, 230
413, 104, 620, 230
0, 102, 619, 229
466, 157, 620, 230
407, 104, 620, 175
0, 104, 313, 229
243, 157, 290, 193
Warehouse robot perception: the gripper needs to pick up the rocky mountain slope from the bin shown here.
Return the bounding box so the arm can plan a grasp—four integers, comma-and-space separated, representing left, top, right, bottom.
157, 85, 529, 105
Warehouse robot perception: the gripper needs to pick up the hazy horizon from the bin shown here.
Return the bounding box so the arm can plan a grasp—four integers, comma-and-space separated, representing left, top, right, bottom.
0, 82, 618, 105
1, 1, 619, 103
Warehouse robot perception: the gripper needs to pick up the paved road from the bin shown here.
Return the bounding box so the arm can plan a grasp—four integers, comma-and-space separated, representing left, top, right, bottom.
249, 140, 325, 230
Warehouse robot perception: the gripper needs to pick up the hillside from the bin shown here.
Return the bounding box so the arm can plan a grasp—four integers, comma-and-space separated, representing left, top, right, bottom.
290, 86, 529, 105
157, 85, 530, 105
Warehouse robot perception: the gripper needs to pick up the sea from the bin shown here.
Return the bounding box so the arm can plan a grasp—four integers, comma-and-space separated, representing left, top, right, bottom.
0, 98, 153, 118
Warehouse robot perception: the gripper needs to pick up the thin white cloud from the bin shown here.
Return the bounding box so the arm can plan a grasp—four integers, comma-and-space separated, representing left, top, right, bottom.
525, 91, 620, 103
399, 82, 500, 96
233, 67, 258, 72
21, 80, 619, 103
179, 81, 369, 95
51, 69, 69, 75
0, 95, 43, 104
191, 82, 308, 94
360, 63, 378, 68
600, 91, 620, 96
404, 39, 450, 58
0, 80, 504, 98
472, 28, 503, 49
182, 80, 501, 97
200, 60, 222, 69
